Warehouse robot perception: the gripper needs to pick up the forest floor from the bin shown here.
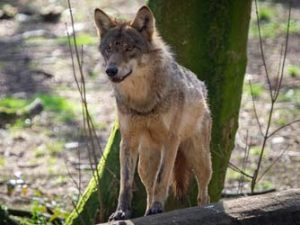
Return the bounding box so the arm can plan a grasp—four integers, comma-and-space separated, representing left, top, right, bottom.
0, 0, 299, 221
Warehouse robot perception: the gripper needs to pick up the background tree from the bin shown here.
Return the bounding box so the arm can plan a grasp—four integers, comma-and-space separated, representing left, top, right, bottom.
66, 0, 252, 224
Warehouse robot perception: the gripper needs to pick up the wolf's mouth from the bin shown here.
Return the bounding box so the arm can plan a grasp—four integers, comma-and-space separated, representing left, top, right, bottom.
110, 70, 132, 83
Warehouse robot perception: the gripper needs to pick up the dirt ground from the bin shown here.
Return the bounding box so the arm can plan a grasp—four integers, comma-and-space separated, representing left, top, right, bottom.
0, 0, 299, 216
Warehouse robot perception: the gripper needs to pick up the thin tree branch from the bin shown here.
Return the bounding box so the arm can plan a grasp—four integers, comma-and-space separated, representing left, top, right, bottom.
273, 2, 292, 101
257, 148, 286, 183
249, 80, 264, 136
254, 0, 273, 100
268, 119, 300, 138
228, 162, 253, 179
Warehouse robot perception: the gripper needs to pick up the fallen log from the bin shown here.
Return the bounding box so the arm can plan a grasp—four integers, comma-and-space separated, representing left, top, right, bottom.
0, 206, 19, 225
98, 189, 300, 225
0, 98, 43, 127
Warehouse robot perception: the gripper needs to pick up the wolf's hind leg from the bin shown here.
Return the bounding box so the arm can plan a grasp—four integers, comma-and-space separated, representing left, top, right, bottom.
188, 115, 212, 205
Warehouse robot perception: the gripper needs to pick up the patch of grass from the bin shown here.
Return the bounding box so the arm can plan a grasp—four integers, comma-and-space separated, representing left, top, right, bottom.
287, 64, 300, 78
254, 180, 274, 191
25, 36, 51, 45
88, 70, 97, 78
47, 166, 56, 175
9, 119, 27, 129
274, 116, 288, 126
0, 94, 77, 125
48, 157, 57, 166
54, 175, 67, 186
46, 141, 64, 156
31, 200, 48, 225
278, 89, 300, 103
34, 145, 46, 158
250, 19, 300, 38
0, 62, 5, 70
258, 6, 274, 22
38, 94, 77, 122
58, 33, 98, 46
0, 97, 28, 109
95, 121, 108, 131
0, 156, 5, 167
226, 168, 252, 182
250, 146, 265, 157
49, 207, 69, 223
15, 198, 68, 224
243, 82, 265, 98
250, 2, 300, 40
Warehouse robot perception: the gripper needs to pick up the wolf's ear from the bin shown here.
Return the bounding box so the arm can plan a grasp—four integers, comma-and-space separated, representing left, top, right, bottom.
131, 6, 154, 40
94, 8, 114, 36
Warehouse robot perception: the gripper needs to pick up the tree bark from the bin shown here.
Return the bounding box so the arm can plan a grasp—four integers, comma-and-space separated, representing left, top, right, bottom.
98, 189, 300, 225
66, 0, 252, 224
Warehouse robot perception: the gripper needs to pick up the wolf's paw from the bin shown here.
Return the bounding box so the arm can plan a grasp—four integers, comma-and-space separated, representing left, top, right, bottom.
145, 201, 164, 216
197, 194, 210, 206
109, 209, 131, 221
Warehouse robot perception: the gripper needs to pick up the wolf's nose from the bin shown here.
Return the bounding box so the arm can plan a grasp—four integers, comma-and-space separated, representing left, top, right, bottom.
106, 66, 118, 77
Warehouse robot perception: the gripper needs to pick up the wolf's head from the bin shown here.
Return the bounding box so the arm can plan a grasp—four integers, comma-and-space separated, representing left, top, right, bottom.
94, 6, 155, 83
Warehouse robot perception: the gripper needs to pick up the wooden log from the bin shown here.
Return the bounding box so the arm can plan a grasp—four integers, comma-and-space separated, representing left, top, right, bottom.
0, 206, 19, 225
98, 189, 300, 225
0, 98, 43, 127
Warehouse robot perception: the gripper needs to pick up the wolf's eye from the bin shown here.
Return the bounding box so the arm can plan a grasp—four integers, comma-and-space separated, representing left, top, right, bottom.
105, 46, 112, 54
126, 46, 133, 52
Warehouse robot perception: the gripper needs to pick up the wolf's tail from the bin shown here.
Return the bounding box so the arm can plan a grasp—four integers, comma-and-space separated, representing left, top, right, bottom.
172, 149, 191, 200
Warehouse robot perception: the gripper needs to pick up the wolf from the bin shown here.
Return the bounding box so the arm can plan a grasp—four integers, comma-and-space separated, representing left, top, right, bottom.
94, 5, 212, 221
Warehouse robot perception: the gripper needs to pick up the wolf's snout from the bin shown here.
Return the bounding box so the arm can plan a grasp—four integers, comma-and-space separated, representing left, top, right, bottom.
106, 65, 118, 77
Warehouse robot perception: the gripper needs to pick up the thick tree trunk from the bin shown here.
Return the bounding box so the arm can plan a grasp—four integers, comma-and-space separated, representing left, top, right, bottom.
66, 1, 252, 224
148, 0, 252, 202
98, 189, 300, 225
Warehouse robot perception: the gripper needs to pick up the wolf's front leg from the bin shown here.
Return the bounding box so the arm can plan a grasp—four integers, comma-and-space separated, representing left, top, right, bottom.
145, 136, 180, 216
109, 139, 138, 221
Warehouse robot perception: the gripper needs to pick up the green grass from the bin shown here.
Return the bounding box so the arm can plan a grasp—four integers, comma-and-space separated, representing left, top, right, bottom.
226, 168, 252, 182
0, 94, 77, 126
250, 145, 268, 158
243, 82, 265, 98
250, 19, 300, 38
25, 36, 50, 44
34, 146, 46, 158
12, 199, 68, 225
249, 3, 300, 38
58, 33, 98, 46
278, 88, 300, 103
9, 119, 28, 129
274, 116, 288, 126
287, 65, 300, 78
254, 180, 274, 191
37, 94, 76, 122
258, 6, 274, 22
0, 156, 5, 167
47, 141, 64, 156
0, 97, 28, 109
34, 141, 64, 158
